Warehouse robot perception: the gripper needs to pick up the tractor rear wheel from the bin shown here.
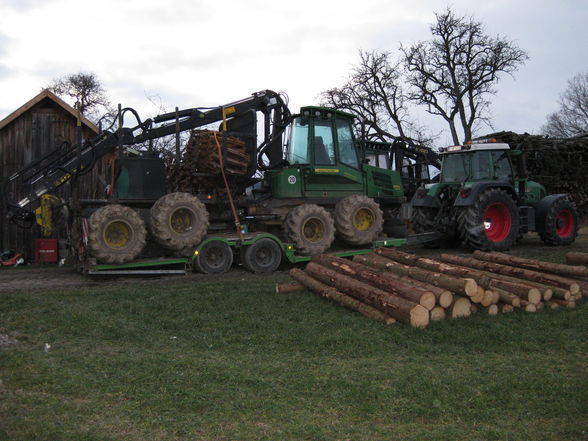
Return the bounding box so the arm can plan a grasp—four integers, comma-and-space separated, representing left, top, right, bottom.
283, 204, 335, 255
150, 192, 209, 252
410, 206, 458, 248
243, 238, 282, 273
334, 195, 383, 245
87, 204, 146, 264
458, 188, 519, 251
539, 197, 579, 246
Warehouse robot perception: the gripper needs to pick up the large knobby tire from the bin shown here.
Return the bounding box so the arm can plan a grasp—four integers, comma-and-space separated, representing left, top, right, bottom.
87, 204, 147, 264
283, 204, 335, 256
458, 188, 519, 251
334, 195, 383, 245
150, 192, 209, 251
539, 197, 579, 246
194, 240, 233, 274
243, 238, 282, 273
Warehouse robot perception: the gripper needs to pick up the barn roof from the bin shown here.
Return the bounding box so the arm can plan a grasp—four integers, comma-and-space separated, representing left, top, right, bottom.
0, 89, 99, 133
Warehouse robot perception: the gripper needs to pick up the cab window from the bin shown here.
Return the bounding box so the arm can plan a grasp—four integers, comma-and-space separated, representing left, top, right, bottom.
313, 119, 335, 165
286, 117, 310, 164
491, 150, 513, 180
471, 151, 491, 180
336, 118, 358, 168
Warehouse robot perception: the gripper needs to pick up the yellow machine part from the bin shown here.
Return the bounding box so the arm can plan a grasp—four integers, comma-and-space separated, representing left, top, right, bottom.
34, 194, 62, 237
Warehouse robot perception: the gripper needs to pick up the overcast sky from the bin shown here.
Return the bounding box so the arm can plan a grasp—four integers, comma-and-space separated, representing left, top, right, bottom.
0, 0, 586, 145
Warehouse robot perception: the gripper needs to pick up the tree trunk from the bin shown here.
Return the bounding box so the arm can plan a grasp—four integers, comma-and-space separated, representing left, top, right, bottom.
312, 254, 436, 310
372, 250, 478, 297
289, 268, 396, 324
474, 250, 588, 278
304, 262, 429, 327
352, 254, 453, 307
448, 296, 472, 318
457, 252, 581, 294
440, 254, 547, 304
430, 306, 446, 321
565, 252, 588, 265
275, 282, 305, 294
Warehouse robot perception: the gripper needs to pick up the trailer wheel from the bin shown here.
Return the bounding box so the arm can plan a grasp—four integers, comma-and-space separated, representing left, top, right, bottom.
458, 188, 519, 251
539, 197, 579, 246
334, 195, 383, 245
283, 204, 335, 255
243, 238, 282, 273
150, 192, 209, 252
194, 240, 233, 274
87, 204, 146, 264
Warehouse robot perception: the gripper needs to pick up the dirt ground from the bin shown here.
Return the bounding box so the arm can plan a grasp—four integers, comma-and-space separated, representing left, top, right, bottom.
0, 228, 587, 295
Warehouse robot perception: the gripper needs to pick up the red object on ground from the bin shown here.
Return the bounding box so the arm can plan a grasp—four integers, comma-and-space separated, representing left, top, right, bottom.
35, 239, 58, 263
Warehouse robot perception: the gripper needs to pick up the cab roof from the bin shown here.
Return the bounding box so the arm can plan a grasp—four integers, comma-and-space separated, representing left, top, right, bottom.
298, 106, 356, 120
439, 142, 511, 154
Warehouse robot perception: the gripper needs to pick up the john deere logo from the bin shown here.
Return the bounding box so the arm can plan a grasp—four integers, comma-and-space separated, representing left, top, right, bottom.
287, 175, 297, 184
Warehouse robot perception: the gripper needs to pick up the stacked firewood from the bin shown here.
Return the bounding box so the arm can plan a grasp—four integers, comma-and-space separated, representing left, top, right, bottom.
170, 130, 250, 193
483, 131, 588, 220
278, 249, 586, 328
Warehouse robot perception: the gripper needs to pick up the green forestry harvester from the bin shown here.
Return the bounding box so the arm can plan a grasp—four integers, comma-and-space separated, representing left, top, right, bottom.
4, 90, 432, 273
411, 139, 579, 250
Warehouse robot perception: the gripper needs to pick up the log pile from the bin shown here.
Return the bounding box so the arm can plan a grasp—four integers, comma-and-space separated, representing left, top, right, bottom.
482, 131, 588, 221
279, 249, 585, 328
169, 130, 250, 193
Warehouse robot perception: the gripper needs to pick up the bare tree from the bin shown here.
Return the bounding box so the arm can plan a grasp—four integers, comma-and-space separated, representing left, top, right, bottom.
320, 50, 434, 147
542, 72, 588, 137
47, 72, 112, 122
402, 8, 528, 144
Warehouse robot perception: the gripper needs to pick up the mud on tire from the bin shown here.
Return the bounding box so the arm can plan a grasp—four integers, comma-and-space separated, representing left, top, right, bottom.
283, 204, 335, 256
539, 197, 579, 246
334, 195, 383, 245
150, 192, 209, 252
458, 188, 519, 251
87, 204, 147, 264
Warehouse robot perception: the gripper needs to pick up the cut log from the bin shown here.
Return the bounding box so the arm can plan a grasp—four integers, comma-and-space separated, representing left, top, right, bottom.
481, 290, 497, 307
520, 301, 537, 313
441, 254, 544, 304
304, 262, 429, 327
371, 250, 478, 297
430, 306, 446, 321
549, 298, 576, 308
495, 288, 521, 307
499, 303, 514, 313
544, 301, 560, 309
535, 302, 545, 310
456, 252, 581, 294
352, 254, 453, 307
289, 269, 396, 324
482, 304, 499, 315
474, 250, 588, 278
565, 252, 588, 266
470, 304, 479, 314
312, 255, 436, 310
275, 282, 305, 294
448, 296, 472, 318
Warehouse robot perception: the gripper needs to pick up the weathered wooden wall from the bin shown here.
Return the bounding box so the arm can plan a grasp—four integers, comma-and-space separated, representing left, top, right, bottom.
0, 98, 109, 260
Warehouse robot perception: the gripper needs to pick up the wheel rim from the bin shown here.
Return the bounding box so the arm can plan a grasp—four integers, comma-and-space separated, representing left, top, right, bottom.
253, 245, 273, 266
302, 218, 324, 242
555, 209, 574, 237
170, 207, 195, 234
483, 202, 512, 242
103, 220, 132, 249
204, 245, 227, 270
354, 208, 374, 231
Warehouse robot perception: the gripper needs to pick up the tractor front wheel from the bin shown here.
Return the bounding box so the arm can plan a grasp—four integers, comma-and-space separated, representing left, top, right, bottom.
458, 188, 519, 251
334, 195, 383, 245
539, 198, 579, 246
283, 204, 335, 255
87, 204, 147, 264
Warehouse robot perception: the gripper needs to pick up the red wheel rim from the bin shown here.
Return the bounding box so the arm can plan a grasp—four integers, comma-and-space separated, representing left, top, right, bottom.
555, 209, 574, 237
483, 202, 512, 242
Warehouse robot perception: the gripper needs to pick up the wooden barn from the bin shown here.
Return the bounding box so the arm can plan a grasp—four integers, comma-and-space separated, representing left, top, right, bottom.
0, 89, 111, 261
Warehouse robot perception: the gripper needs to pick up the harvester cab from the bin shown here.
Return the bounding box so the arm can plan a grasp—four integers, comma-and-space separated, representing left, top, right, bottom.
411, 139, 579, 250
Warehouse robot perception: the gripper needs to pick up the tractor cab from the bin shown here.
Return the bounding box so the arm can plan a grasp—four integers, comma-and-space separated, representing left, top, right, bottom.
266, 106, 403, 201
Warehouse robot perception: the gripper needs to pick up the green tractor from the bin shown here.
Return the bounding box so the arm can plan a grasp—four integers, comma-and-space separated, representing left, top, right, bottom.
411, 140, 579, 250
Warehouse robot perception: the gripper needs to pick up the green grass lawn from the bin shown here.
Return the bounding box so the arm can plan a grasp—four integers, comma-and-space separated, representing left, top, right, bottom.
1, 273, 586, 441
